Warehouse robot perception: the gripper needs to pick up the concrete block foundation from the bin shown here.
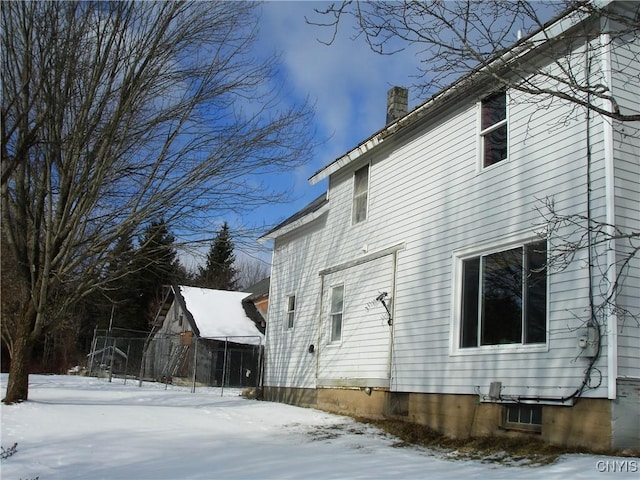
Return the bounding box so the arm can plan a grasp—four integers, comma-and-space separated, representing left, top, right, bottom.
264, 386, 626, 451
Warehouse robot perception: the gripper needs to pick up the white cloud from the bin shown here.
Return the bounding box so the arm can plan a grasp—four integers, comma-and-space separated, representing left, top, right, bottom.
243, 2, 422, 243
258, 2, 419, 168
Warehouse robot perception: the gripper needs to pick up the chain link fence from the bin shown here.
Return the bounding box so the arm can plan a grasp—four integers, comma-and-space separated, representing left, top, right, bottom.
87, 328, 263, 394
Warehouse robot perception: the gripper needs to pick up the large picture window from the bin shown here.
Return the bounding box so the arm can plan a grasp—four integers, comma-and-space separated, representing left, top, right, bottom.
329, 285, 344, 343
352, 164, 369, 224
480, 91, 508, 167
460, 240, 547, 348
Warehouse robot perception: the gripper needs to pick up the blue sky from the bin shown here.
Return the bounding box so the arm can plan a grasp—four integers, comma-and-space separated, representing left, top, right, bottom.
225, 1, 422, 264
210, 1, 561, 269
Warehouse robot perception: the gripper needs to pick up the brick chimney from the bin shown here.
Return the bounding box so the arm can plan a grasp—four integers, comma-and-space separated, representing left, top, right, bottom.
386, 86, 408, 124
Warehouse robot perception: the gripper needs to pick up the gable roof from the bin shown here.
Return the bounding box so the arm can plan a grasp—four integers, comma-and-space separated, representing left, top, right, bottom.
174, 286, 264, 345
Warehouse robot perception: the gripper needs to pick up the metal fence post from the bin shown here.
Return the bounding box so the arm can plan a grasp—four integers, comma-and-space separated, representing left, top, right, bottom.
191, 336, 198, 394
108, 336, 115, 383
257, 340, 264, 393
88, 327, 98, 376
123, 340, 131, 385
221, 337, 229, 397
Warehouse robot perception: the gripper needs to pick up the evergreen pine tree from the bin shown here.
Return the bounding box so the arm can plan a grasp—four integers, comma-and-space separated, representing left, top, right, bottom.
101, 232, 141, 332
197, 222, 238, 290
131, 219, 182, 330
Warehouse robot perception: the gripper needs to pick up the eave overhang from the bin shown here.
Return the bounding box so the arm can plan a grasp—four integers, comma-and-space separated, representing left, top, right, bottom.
259, 193, 329, 242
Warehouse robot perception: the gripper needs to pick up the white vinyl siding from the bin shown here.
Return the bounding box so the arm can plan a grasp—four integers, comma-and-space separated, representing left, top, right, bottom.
318, 254, 394, 386
264, 220, 326, 389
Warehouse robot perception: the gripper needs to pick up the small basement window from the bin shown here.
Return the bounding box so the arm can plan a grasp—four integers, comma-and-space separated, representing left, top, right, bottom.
387, 392, 409, 417
504, 404, 542, 432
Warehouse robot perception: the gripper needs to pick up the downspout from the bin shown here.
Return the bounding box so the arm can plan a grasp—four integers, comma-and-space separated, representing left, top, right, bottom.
601, 31, 618, 400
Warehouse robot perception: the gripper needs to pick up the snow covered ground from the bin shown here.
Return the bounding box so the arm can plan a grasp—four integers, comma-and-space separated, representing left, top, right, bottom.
1, 375, 637, 480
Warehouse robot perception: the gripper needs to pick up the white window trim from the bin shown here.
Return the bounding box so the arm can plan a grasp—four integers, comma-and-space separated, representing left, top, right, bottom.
284, 293, 296, 331
352, 163, 370, 225
328, 283, 345, 346
477, 91, 510, 172
449, 231, 550, 356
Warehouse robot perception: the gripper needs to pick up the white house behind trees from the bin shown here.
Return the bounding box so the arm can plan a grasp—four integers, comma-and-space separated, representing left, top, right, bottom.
260, 1, 639, 451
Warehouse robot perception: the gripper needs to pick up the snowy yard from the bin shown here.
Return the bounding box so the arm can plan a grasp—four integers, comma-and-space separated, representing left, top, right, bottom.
1, 375, 637, 480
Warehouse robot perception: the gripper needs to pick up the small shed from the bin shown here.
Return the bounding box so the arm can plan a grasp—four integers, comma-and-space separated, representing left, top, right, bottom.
143, 285, 264, 387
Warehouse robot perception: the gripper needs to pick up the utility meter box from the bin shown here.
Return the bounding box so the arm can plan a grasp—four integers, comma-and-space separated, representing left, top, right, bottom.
577, 326, 599, 358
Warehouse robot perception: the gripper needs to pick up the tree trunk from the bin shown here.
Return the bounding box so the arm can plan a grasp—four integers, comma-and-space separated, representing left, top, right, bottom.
2, 314, 35, 404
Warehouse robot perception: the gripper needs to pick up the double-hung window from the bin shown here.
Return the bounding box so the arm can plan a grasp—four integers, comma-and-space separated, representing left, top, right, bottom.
352, 165, 369, 224
460, 240, 547, 348
285, 295, 295, 329
480, 91, 508, 167
329, 285, 344, 343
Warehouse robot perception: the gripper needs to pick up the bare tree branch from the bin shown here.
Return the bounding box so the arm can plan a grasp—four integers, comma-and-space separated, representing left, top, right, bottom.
308, 0, 640, 122
537, 197, 639, 330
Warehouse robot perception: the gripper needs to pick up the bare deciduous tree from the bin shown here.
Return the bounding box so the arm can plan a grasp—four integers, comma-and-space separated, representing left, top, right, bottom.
236, 257, 270, 291
1, 1, 314, 403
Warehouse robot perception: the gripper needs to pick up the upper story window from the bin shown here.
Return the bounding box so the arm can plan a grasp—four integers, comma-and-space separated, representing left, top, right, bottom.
352, 164, 369, 224
286, 295, 295, 329
460, 240, 547, 348
329, 284, 344, 343
480, 91, 508, 167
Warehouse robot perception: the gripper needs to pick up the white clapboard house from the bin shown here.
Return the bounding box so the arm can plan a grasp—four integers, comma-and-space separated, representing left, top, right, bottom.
260, 1, 639, 451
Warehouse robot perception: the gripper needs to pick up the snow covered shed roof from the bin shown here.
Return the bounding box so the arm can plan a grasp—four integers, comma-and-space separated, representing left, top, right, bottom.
175, 286, 264, 345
